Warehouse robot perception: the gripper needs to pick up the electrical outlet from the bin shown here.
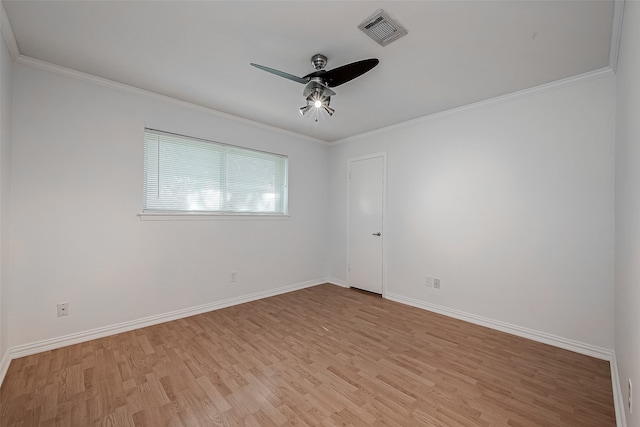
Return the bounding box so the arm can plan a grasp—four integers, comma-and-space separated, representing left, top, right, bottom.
57, 302, 69, 317
230, 272, 237, 282
434, 278, 441, 289
629, 379, 633, 414
425, 276, 433, 287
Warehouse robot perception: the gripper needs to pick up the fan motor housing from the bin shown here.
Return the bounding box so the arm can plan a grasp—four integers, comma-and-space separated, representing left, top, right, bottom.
311, 54, 327, 70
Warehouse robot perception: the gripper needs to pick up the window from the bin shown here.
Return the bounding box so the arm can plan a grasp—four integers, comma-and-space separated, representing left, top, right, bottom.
144, 129, 288, 215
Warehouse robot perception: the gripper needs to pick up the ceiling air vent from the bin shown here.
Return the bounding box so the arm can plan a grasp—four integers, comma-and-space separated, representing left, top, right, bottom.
358, 9, 408, 47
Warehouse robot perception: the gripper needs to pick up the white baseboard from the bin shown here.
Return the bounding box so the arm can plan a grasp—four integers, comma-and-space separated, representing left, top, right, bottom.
610, 353, 627, 427
326, 277, 348, 288
2, 280, 624, 427
0, 348, 10, 387
385, 292, 614, 361
8, 278, 326, 361
386, 292, 626, 425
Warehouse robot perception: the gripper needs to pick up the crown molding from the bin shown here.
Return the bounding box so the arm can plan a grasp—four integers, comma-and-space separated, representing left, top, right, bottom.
2, 1, 624, 145
0, 2, 19, 60
15, 54, 329, 146
5, 0, 622, 148
609, 0, 626, 73
333, 66, 615, 145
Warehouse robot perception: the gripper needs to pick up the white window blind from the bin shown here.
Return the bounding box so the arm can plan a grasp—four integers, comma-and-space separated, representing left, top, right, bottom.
144, 129, 288, 215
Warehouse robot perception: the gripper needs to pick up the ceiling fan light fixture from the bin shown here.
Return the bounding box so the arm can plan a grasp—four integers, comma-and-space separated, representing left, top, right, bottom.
251, 53, 378, 122
300, 93, 333, 121
299, 105, 313, 116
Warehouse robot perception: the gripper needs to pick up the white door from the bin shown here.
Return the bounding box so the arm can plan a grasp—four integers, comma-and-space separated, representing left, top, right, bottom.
348, 156, 384, 294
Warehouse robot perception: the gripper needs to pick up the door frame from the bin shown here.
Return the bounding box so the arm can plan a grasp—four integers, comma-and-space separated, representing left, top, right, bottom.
346, 152, 387, 296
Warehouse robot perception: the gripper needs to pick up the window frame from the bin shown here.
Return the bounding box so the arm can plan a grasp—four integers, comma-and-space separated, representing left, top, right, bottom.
140, 129, 289, 220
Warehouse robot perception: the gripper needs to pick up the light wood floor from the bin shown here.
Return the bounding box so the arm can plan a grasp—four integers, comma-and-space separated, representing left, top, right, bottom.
1, 284, 616, 426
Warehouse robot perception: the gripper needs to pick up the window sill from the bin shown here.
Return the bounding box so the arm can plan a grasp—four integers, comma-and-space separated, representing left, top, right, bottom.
137, 212, 290, 221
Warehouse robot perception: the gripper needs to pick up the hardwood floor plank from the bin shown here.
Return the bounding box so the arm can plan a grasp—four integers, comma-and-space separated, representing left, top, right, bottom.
1, 284, 616, 426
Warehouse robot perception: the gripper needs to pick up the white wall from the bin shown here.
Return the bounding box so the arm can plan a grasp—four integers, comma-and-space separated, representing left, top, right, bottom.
329, 75, 616, 350
0, 20, 12, 365
615, 1, 640, 425
8, 63, 330, 348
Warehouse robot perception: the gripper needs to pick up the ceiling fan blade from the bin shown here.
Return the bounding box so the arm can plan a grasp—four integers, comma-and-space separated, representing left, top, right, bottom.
250, 63, 307, 84
303, 81, 336, 98
322, 58, 379, 87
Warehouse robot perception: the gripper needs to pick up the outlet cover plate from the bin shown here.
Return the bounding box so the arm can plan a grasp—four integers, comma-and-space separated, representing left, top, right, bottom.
57, 302, 69, 317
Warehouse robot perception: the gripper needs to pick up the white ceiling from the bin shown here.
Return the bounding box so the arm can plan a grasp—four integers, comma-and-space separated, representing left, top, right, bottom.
3, 1, 615, 142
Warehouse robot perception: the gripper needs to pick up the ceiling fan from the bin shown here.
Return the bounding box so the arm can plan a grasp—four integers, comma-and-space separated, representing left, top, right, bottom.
251, 54, 379, 121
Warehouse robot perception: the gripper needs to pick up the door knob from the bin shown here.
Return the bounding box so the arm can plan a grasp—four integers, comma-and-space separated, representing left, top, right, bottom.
372, 232, 381, 236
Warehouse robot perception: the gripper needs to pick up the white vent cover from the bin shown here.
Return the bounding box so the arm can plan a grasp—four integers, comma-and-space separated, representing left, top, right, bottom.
358, 9, 408, 47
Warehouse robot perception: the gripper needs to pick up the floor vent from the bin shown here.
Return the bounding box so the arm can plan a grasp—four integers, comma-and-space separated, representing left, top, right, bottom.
358, 9, 408, 47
